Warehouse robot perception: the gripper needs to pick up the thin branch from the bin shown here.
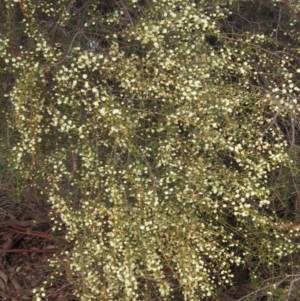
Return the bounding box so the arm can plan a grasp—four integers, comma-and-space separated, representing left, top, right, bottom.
0, 248, 57, 253
52, 30, 83, 68
290, 116, 295, 148
261, 112, 279, 139
286, 276, 300, 301
118, 0, 134, 26
237, 274, 300, 301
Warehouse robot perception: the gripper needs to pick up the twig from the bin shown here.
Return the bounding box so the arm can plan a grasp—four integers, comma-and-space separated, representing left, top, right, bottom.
290, 116, 295, 148
51, 30, 83, 68
286, 276, 300, 301
8, 226, 55, 241
261, 112, 279, 138
0, 248, 57, 254
237, 274, 300, 301
118, 0, 134, 26
276, 4, 283, 42
0, 219, 49, 228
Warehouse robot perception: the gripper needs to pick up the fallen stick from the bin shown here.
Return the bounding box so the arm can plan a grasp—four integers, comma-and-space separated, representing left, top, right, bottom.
0, 248, 57, 254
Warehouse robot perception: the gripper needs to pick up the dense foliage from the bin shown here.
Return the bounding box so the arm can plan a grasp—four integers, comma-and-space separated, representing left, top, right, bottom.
1, 0, 300, 300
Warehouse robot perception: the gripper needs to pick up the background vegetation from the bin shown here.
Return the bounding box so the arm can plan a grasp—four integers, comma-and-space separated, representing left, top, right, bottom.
1, 0, 300, 300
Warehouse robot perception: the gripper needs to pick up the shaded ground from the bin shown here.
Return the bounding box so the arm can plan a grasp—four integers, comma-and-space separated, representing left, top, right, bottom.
0, 185, 77, 301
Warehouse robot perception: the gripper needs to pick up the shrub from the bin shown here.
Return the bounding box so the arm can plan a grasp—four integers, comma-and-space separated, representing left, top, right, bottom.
1, 0, 300, 300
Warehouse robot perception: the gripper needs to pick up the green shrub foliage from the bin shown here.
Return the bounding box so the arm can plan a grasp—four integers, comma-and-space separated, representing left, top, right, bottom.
1, 0, 300, 300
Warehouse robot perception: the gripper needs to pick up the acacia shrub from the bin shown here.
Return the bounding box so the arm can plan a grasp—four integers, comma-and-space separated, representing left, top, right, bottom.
1, 0, 300, 300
